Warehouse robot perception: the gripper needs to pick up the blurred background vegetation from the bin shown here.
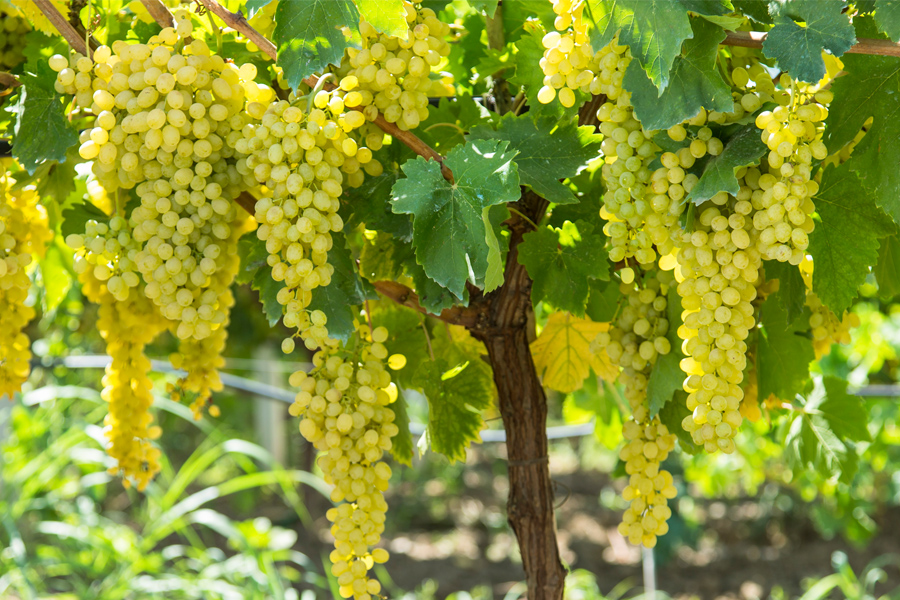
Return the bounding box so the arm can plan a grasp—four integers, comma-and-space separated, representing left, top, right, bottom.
2, 270, 900, 600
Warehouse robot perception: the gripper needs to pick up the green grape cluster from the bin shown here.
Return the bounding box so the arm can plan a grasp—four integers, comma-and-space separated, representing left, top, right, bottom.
68, 216, 143, 302
0, 183, 50, 398
49, 12, 268, 341
336, 1, 451, 131
752, 85, 829, 265
675, 176, 763, 454
235, 93, 374, 352
592, 272, 677, 547
537, 0, 594, 107
0, 7, 28, 70
289, 325, 402, 600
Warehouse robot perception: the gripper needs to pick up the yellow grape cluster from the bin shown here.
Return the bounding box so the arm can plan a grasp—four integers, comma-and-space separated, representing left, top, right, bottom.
290, 325, 401, 600
235, 95, 371, 352
336, 2, 451, 131
49, 12, 268, 341
675, 178, 763, 454
798, 258, 860, 359
0, 183, 50, 398
71, 215, 169, 489
0, 6, 28, 70
169, 213, 252, 418
537, 0, 593, 107
752, 83, 830, 265
592, 272, 678, 547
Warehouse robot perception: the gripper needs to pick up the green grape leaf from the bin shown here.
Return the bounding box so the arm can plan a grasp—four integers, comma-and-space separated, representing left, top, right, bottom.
251, 267, 283, 328
761, 0, 856, 83
355, 0, 409, 39
824, 54, 900, 224
757, 295, 813, 403
389, 388, 414, 466
273, 0, 360, 88
343, 171, 413, 241
371, 302, 430, 391
391, 138, 520, 298
732, 0, 773, 24
563, 376, 624, 450
237, 233, 268, 286
807, 164, 895, 315
417, 94, 491, 154
875, 0, 900, 41
658, 390, 701, 455
585, 0, 733, 92
359, 232, 409, 283
414, 359, 493, 462
10, 63, 79, 174
39, 240, 72, 313
469, 0, 500, 17
875, 233, 900, 301
468, 114, 603, 205
585, 279, 622, 322
60, 200, 108, 239
765, 260, 807, 326
483, 204, 510, 293
686, 124, 768, 205
308, 236, 375, 342
518, 220, 610, 316
623, 18, 733, 132
785, 376, 869, 483
408, 260, 465, 314
647, 287, 687, 418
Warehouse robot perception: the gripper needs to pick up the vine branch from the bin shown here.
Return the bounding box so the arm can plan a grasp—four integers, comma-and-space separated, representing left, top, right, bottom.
138, 0, 175, 29
33, 0, 92, 58
723, 31, 900, 58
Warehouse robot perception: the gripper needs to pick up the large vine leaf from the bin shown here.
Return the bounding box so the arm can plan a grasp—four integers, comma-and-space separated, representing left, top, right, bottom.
414, 359, 493, 462
343, 171, 412, 241
10, 63, 79, 174
824, 54, 900, 224
757, 295, 814, 403
785, 376, 870, 483
531, 312, 609, 393
468, 114, 603, 205
391, 139, 520, 298
765, 260, 807, 326
686, 124, 767, 205
623, 18, 733, 132
517, 220, 610, 315
807, 164, 895, 315
273, 0, 360, 88
762, 0, 856, 83
875, 0, 900, 41
585, 0, 732, 92
355, 0, 409, 39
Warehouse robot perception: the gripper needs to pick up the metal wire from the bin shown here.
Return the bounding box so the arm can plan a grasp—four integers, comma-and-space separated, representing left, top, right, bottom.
30, 355, 900, 442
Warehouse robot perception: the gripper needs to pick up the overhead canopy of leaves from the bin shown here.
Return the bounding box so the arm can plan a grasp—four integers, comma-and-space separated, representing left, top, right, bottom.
10, 64, 79, 174
807, 164, 895, 315
469, 114, 603, 205
686, 124, 768, 205
391, 138, 520, 298
585, 0, 732, 92
824, 54, 900, 225
624, 18, 733, 132
273, 0, 361, 88
762, 0, 856, 83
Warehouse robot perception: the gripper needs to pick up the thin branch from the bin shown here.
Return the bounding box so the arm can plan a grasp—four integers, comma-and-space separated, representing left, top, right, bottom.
723, 31, 900, 58
34, 0, 91, 57
372, 281, 482, 328
0, 72, 21, 90
193, 0, 453, 182
138, 0, 175, 29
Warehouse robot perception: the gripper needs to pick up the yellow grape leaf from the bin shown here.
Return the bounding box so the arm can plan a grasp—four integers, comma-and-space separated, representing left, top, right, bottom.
591, 346, 620, 383
531, 312, 609, 393
11, 0, 69, 36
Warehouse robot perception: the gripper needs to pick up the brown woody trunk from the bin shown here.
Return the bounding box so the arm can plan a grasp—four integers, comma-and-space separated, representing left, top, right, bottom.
472, 192, 566, 599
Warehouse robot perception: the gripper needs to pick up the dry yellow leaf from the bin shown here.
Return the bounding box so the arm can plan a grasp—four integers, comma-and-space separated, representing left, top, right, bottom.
531, 311, 610, 394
